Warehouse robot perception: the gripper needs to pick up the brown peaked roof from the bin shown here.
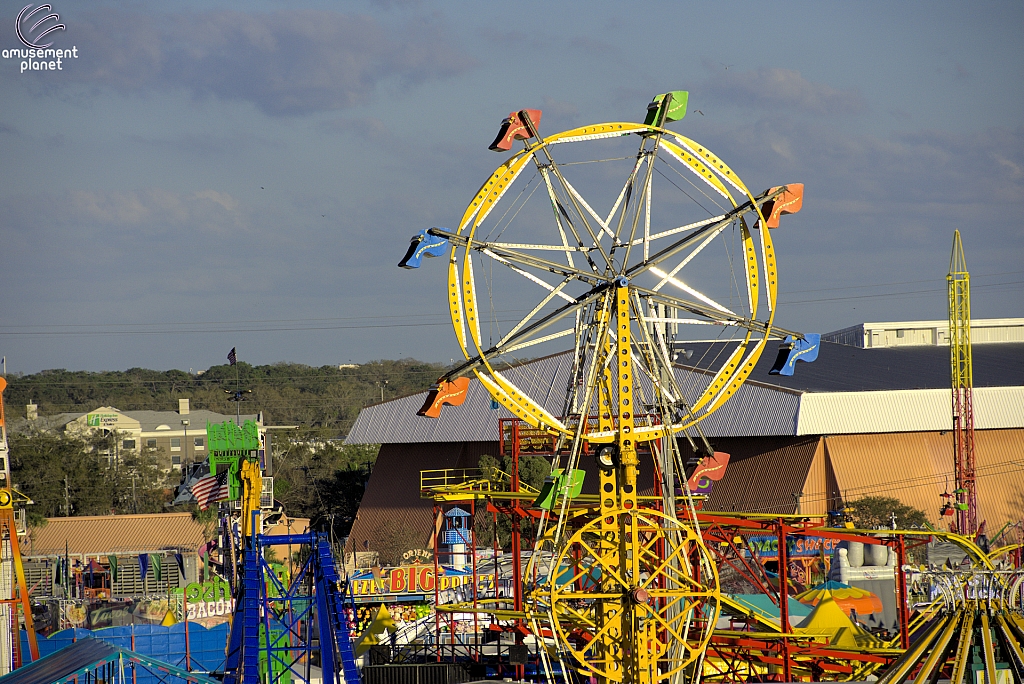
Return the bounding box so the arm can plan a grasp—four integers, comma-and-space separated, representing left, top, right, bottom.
26, 512, 210, 556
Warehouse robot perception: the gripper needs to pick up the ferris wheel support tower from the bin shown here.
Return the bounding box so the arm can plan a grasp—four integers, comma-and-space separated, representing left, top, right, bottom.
948, 230, 977, 536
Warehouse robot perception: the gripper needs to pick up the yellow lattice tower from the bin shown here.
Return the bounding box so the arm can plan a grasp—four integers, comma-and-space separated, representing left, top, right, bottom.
0, 378, 38, 671
947, 230, 976, 534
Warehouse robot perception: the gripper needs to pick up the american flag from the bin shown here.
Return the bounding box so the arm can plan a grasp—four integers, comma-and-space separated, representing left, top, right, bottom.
227, 347, 237, 365
191, 471, 230, 510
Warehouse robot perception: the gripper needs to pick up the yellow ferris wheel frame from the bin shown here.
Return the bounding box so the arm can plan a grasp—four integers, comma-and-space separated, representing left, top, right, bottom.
443, 120, 780, 442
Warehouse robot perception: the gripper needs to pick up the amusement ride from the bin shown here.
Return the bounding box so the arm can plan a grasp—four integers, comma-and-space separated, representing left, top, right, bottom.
402, 91, 808, 683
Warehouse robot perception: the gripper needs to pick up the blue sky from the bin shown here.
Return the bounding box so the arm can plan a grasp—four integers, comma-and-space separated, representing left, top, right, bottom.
1, 0, 1021, 374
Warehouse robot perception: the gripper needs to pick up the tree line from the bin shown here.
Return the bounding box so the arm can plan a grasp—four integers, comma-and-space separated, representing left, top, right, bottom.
4, 358, 446, 438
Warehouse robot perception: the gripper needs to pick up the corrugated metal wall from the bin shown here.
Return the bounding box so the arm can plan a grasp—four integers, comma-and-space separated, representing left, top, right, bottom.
799, 438, 830, 517
825, 429, 1024, 528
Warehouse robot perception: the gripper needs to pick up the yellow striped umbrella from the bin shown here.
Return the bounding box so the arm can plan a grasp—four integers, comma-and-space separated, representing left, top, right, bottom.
795, 580, 883, 616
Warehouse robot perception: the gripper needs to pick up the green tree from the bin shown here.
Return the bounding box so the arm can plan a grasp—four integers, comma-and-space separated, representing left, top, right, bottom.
112, 448, 170, 514
847, 496, 929, 530
271, 440, 378, 538
9, 431, 110, 519
82, 429, 170, 514
9, 431, 172, 521
478, 454, 549, 492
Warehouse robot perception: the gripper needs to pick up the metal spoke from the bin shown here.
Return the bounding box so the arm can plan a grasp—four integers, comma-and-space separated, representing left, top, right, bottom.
499, 277, 576, 345
501, 328, 575, 354
650, 220, 733, 291
649, 267, 739, 318
625, 186, 783, 280
641, 215, 724, 244
541, 167, 585, 270
526, 133, 613, 270
444, 289, 606, 381
481, 249, 577, 304
559, 173, 618, 242
604, 154, 646, 237
432, 228, 602, 285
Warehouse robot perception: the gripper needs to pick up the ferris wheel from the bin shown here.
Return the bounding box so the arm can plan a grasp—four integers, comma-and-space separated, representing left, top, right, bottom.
401, 92, 805, 683
405, 95, 803, 446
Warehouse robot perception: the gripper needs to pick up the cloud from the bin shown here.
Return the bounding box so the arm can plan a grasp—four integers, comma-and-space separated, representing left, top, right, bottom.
701, 66, 867, 117
45, 8, 474, 116
66, 188, 245, 232
370, 0, 422, 9
537, 96, 581, 134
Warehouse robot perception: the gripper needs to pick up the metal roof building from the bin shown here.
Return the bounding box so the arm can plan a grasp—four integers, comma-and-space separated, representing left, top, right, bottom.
822, 317, 1024, 348
347, 342, 1024, 443
345, 336, 1024, 550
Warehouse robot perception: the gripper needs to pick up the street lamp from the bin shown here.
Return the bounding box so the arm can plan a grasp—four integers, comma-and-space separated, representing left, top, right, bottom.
225, 389, 253, 425
181, 419, 190, 467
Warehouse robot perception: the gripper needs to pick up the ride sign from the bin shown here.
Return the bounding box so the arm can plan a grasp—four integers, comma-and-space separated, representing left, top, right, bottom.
349, 565, 498, 601
745, 535, 840, 560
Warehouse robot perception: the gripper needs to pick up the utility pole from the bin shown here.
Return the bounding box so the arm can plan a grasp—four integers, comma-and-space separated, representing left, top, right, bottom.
63, 477, 70, 516
182, 419, 190, 466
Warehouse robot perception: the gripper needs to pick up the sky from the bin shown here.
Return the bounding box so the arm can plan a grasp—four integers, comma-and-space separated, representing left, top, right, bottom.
1, 0, 1021, 375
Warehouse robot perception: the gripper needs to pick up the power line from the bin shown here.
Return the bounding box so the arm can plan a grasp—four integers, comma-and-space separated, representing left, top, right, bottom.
5, 368, 444, 387
2, 272, 1020, 338
777, 270, 1022, 296
780, 280, 1023, 306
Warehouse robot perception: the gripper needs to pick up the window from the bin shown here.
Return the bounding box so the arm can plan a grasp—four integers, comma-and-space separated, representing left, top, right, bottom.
170, 438, 181, 451
146, 439, 157, 448
122, 439, 136, 450
194, 437, 205, 449
171, 454, 181, 466
896, 329, 905, 338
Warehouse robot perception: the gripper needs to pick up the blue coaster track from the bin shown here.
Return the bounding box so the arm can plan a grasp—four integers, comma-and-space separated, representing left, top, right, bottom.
223, 524, 359, 684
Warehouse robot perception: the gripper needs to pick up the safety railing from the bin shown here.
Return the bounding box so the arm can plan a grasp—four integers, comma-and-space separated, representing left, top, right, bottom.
420, 468, 540, 497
